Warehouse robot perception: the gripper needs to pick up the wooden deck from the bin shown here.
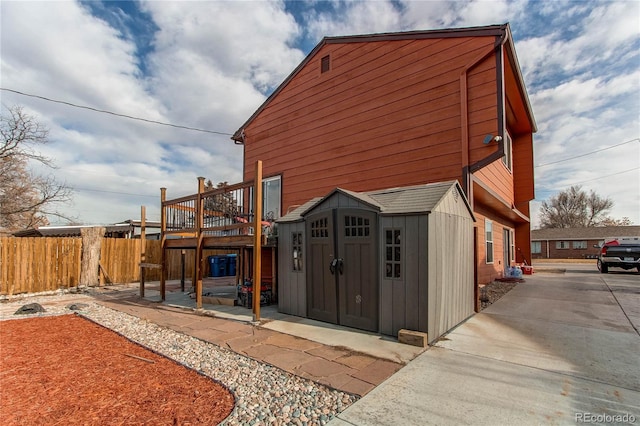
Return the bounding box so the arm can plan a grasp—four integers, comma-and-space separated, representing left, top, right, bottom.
158, 162, 273, 315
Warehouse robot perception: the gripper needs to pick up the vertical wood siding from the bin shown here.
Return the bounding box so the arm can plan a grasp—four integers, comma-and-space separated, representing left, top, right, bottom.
427, 206, 474, 343
379, 215, 429, 336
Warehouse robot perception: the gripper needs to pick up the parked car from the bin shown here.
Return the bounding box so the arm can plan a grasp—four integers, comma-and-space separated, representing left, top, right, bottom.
597, 237, 640, 273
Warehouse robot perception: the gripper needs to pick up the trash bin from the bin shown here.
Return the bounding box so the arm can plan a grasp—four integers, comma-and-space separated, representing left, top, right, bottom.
227, 254, 237, 276
208, 255, 227, 277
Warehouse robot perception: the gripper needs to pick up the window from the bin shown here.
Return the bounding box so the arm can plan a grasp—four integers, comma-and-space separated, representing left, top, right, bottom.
385, 229, 401, 279
311, 217, 329, 238
556, 241, 570, 249
573, 241, 587, 249
250, 175, 281, 221
344, 215, 370, 237
263, 176, 281, 220
485, 220, 494, 263
292, 232, 303, 271
502, 131, 513, 171
531, 241, 542, 254
321, 55, 330, 73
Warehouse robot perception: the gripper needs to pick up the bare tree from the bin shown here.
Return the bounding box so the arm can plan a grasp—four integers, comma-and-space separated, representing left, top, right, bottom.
0, 105, 73, 230
539, 185, 620, 228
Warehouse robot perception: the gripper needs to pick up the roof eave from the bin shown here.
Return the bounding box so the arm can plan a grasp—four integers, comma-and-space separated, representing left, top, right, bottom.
232, 24, 521, 143
503, 24, 537, 133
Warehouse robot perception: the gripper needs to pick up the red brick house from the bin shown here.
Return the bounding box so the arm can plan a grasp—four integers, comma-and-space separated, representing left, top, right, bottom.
531, 226, 640, 259
233, 23, 536, 285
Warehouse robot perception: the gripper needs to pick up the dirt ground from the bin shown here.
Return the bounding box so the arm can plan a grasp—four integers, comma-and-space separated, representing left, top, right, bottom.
480, 280, 518, 310
0, 314, 234, 425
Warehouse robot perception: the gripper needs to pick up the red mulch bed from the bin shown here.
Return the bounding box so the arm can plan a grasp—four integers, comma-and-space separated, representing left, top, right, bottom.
0, 314, 234, 425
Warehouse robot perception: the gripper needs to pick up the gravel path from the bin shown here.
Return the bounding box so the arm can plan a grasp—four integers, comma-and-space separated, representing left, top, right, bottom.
1, 293, 358, 425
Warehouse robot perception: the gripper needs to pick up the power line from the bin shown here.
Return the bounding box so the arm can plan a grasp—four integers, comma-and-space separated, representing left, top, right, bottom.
545, 166, 640, 188
535, 138, 639, 167
1, 87, 234, 136
73, 186, 158, 198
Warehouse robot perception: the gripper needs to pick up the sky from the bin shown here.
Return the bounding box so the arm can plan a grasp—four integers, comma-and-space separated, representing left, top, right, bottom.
1, 0, 639, 229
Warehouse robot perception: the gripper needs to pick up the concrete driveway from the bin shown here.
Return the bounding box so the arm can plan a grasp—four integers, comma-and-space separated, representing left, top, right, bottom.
331, 266, 640, 425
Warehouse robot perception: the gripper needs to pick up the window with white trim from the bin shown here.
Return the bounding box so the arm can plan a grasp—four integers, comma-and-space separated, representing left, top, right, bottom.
250, 175, 281, 221
485, 220, 494, 264
573, 241, 587, 249
263, 176, 281, 220
502, 131, 513, 171
556, 241, 570, 249
531, 241, 542, 254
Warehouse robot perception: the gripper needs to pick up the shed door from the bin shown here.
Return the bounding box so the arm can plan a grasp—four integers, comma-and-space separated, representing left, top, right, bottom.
306, 211, 337, 324
337, 209, 378, 331
306, 209, 378, 332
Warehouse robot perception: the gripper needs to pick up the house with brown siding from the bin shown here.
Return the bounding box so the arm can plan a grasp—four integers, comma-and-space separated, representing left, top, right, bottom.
531, 226, 640, 259
233, 24, 536, 291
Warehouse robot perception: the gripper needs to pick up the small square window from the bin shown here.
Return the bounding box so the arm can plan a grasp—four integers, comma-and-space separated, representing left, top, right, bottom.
321, 55, 330, 73
385, 229, 401, 279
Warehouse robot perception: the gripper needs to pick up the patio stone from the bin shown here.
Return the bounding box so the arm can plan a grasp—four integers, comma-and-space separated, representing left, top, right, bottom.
263, 350, 318, 371
297, 358, 357, 378
335, 353, 377, 370
265, 333, 323, 351
350, 359, 403, 385
338, 377, 376, 396
305, 345, 350, 361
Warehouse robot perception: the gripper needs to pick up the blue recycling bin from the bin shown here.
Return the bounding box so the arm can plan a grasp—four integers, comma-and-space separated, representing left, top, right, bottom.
227, 254, 237, 276
208, 255, 227, 277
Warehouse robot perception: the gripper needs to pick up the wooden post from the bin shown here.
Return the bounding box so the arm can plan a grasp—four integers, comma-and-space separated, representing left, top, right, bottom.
252, 160, 263, 321
140, 206, 146, 298
196, 177, 205, 309
160, 187, 167, 301
80, 227, 105, 287
271, 247, 277, 301
181, 250, 186, 292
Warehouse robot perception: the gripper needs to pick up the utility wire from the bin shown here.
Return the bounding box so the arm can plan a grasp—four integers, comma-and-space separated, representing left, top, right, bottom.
73, 186, 158, 198
1, 87, 234, 136
536, 138, 639, 167
565, 166, 639, 186
541, 166, 640, 188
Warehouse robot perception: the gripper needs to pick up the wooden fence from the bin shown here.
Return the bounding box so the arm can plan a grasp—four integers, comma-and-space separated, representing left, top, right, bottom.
0, 237, 234, 296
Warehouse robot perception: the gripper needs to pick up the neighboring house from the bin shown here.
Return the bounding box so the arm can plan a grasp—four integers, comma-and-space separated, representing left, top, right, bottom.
531, 226, 640, 259
12, 221, 162, 239
233, 23, 536, 288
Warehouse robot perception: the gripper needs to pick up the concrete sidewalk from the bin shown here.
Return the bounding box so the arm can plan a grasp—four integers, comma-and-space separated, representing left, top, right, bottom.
331, 270, 640, 425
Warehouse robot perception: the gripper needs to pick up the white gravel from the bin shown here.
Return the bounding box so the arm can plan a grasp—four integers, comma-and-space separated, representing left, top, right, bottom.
1, 292, 358, 425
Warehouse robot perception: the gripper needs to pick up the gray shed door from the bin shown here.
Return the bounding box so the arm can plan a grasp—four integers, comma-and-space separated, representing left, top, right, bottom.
306, 208, 378, 332
306, 211, 337, 324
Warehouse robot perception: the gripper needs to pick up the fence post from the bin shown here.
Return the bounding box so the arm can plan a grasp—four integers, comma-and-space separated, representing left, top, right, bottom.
160, 187, 167, 301
196, 177, 205, 309
140, 205, 146, 297
80, 227, 105, 287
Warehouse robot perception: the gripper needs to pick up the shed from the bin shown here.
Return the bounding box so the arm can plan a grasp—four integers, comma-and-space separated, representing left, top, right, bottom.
276, 180, 475, 344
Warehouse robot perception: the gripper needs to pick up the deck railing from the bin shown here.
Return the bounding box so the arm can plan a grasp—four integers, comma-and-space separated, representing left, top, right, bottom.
162, 179, 267, 237
159, 161, 267, 318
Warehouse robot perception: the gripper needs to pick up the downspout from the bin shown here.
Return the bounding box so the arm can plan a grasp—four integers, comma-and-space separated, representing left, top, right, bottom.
461, 26, 509, 198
